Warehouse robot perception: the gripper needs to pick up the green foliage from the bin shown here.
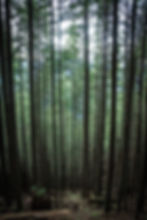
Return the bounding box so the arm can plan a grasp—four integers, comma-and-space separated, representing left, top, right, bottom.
31, 186, 47, 197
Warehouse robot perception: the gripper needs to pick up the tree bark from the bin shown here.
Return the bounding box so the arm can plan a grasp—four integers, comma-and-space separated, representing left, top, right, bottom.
94, 0, 108, 196
0, 0, 22, 209
132, 7, 147, 193
27, 0, 37, 185
58, 0, 66, 190
136, 91, 147, 219
117, 0, 137, 210
105, 0, 118, 212
82, 0, 90, 196
50, 0, 58, 190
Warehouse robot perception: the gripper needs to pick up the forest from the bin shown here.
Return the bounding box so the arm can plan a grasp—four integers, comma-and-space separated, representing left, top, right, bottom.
0, 0, 147, 219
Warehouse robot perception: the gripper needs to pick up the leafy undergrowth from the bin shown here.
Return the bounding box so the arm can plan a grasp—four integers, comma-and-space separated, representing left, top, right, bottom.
0, 191, 145, 220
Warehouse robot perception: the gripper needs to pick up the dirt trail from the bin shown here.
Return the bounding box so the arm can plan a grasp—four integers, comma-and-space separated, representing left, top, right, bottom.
0, 192, 136, 220
0, 209, 73, 220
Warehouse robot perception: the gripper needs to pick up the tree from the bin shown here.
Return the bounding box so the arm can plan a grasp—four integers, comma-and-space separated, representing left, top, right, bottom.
0, 0, 22, 209
57, 0, 66, 189
16, 29, 29, 190
136, 91, 147, 219
117, 0, 137, 210
105, 0, 118, 212
50, 0, 58, 189
27, 0, 37, 185
0, 0, 7, 200
132, 2, 147, 193
0, 74, 7, 204
94, 0, 108, 196
82, 0, 90, 196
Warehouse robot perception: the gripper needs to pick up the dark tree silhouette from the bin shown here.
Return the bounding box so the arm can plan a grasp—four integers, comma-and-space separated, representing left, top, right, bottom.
132, 3, 147, 193
58, 0, 66, 190
117, 0, 137, 210
0, 0, 22, 209
50, 0, 58, 189
95, 0, 108, 196
136, 91, 147, 219
105, 0, 118, 212
83, 0, 90, 196
27, 0, 37, 184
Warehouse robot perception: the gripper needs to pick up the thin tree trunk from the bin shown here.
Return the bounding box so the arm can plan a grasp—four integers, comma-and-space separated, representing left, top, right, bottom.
117, 0, 137, 210
70, 62, 80, 189
27, 0, 37, 184
58, 0, 66, 190
82, 0, 90, 196
136, 91, 147, 219
132, 8, 147, 193
50, 0, 58, 190
105, 0, 118, 212
0, 85, 8, 203
0, 0, 9, 204
19, 57, 29, 190
95, 1, 108, 196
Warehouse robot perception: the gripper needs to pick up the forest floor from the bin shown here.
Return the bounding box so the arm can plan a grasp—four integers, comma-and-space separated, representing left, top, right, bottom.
0, 191, 144, 220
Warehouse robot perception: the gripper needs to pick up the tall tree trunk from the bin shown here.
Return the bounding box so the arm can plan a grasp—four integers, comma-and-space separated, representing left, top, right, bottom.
36, 6, 50, 188
0, 0, 22, 209
27, 0, 37, 185
136, 90, 147, 219
70, 71, 78, 189
117, 0, 137, 210
132, 7, 147, 193
105, 0, 118, 212
95, 0, 108, 196
82, 0, 90, 196
0, 0, 7, 193
35, 5, 43, 186
0, 84, 8, 203
19, 57, 29, 190
0, 0, 9, 204
58, 0, 66, 190
50, 0, 58, 190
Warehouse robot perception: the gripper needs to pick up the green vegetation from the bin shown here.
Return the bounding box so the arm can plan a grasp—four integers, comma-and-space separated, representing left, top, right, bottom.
0, 0, 147, 219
